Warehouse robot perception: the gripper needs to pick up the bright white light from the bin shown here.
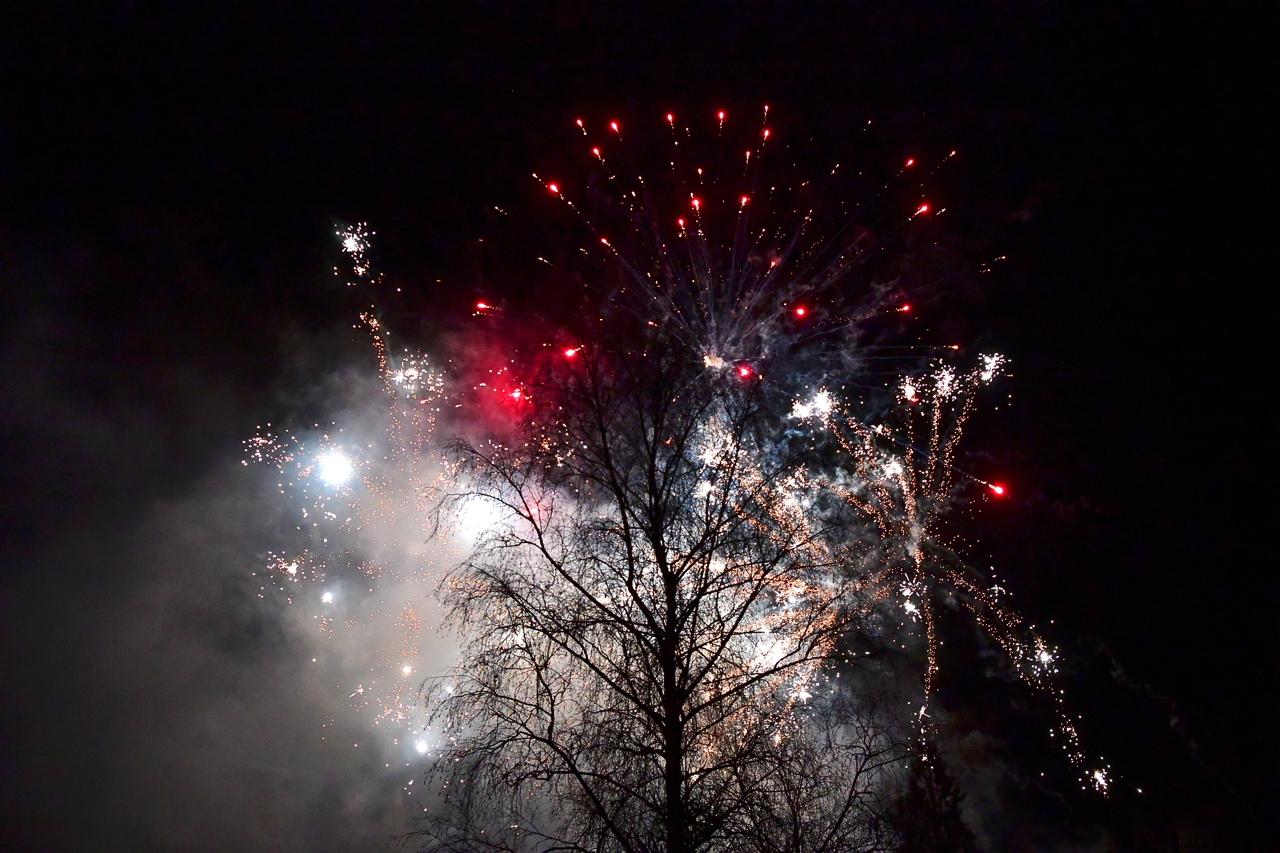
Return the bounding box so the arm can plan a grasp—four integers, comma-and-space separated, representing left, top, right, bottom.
415, 740, 428, 755
751, 634, 786, 672
935, 367, 957, 399
321, 591, 334, 604
457, 496, 505, 542
979, 353, 1006, 383
317, 451, 354, 486
790, 388, 833, 420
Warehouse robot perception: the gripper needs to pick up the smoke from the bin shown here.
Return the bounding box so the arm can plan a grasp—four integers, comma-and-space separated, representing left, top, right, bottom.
0, 249, 461, 852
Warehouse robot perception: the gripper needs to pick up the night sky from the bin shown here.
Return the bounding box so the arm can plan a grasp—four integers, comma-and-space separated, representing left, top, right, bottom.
1, 3, 1273, 851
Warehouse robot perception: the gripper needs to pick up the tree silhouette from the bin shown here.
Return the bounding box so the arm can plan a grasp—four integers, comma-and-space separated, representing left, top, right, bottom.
416, 330, 907, 853
889, 742, 979, 853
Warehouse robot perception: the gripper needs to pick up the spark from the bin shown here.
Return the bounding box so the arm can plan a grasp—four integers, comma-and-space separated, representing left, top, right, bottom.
254, 117, 1108, 808
316, 451, 354, 487
790, 389, 833, 420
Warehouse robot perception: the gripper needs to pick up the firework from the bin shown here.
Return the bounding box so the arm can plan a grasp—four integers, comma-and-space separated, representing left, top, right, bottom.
252, 112, 1111, 840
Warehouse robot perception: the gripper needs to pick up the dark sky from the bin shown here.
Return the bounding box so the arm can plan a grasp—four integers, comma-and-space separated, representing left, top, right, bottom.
1, 3, 1273, 851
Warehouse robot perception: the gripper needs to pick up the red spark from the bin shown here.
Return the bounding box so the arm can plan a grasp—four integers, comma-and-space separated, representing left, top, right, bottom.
740, 195, 750, 206
591, 147, 600, 156
717, 110, 725, 121
915, 203, 930, 216
610, 121, 619, 133
736, 364, 754, 379
547, 183, 559, 194
476, 301, 489, 310
563, 348, 578, 358
677, 218, 685, 228
794, 306, 807, 317
575, 119, 584, 128
990, 484, 1006, 496
509, 389, 523, 401
666, 113, 674, 124
899, 304, 911, 313
691, 198, 700, 210
762, 129, 770, 139
906, 158, 915, 167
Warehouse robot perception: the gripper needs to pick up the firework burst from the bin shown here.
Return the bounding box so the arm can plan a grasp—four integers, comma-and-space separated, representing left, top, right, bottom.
252, 112, 1110, 837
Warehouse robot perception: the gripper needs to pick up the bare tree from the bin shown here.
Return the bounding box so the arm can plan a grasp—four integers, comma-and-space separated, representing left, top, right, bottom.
416, 332, 907, 853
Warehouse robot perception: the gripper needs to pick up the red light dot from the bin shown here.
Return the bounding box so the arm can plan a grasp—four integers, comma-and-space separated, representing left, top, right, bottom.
915, 203, 929, 215
677, 218, 685, 228
547, 183, 559, 194
737, 365, 752, 378
740, 195, 749, 206
575, 119, 583, 127
990, 484, 1006, 496
794, 306, 806, 317
610, 121, 619, 132
717, 111, 725, 121
666, 113, 674, 123
906, 158, 915, 167
563, 348, 578, 358
509, 390, 522, 400
900, 304, 911, 313
476, 302, 488, 310
692, 198, 700, 209
763, 129, 770, 139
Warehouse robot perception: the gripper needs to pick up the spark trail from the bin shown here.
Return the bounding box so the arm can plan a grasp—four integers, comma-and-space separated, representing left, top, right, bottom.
251, 111, 1110, 830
